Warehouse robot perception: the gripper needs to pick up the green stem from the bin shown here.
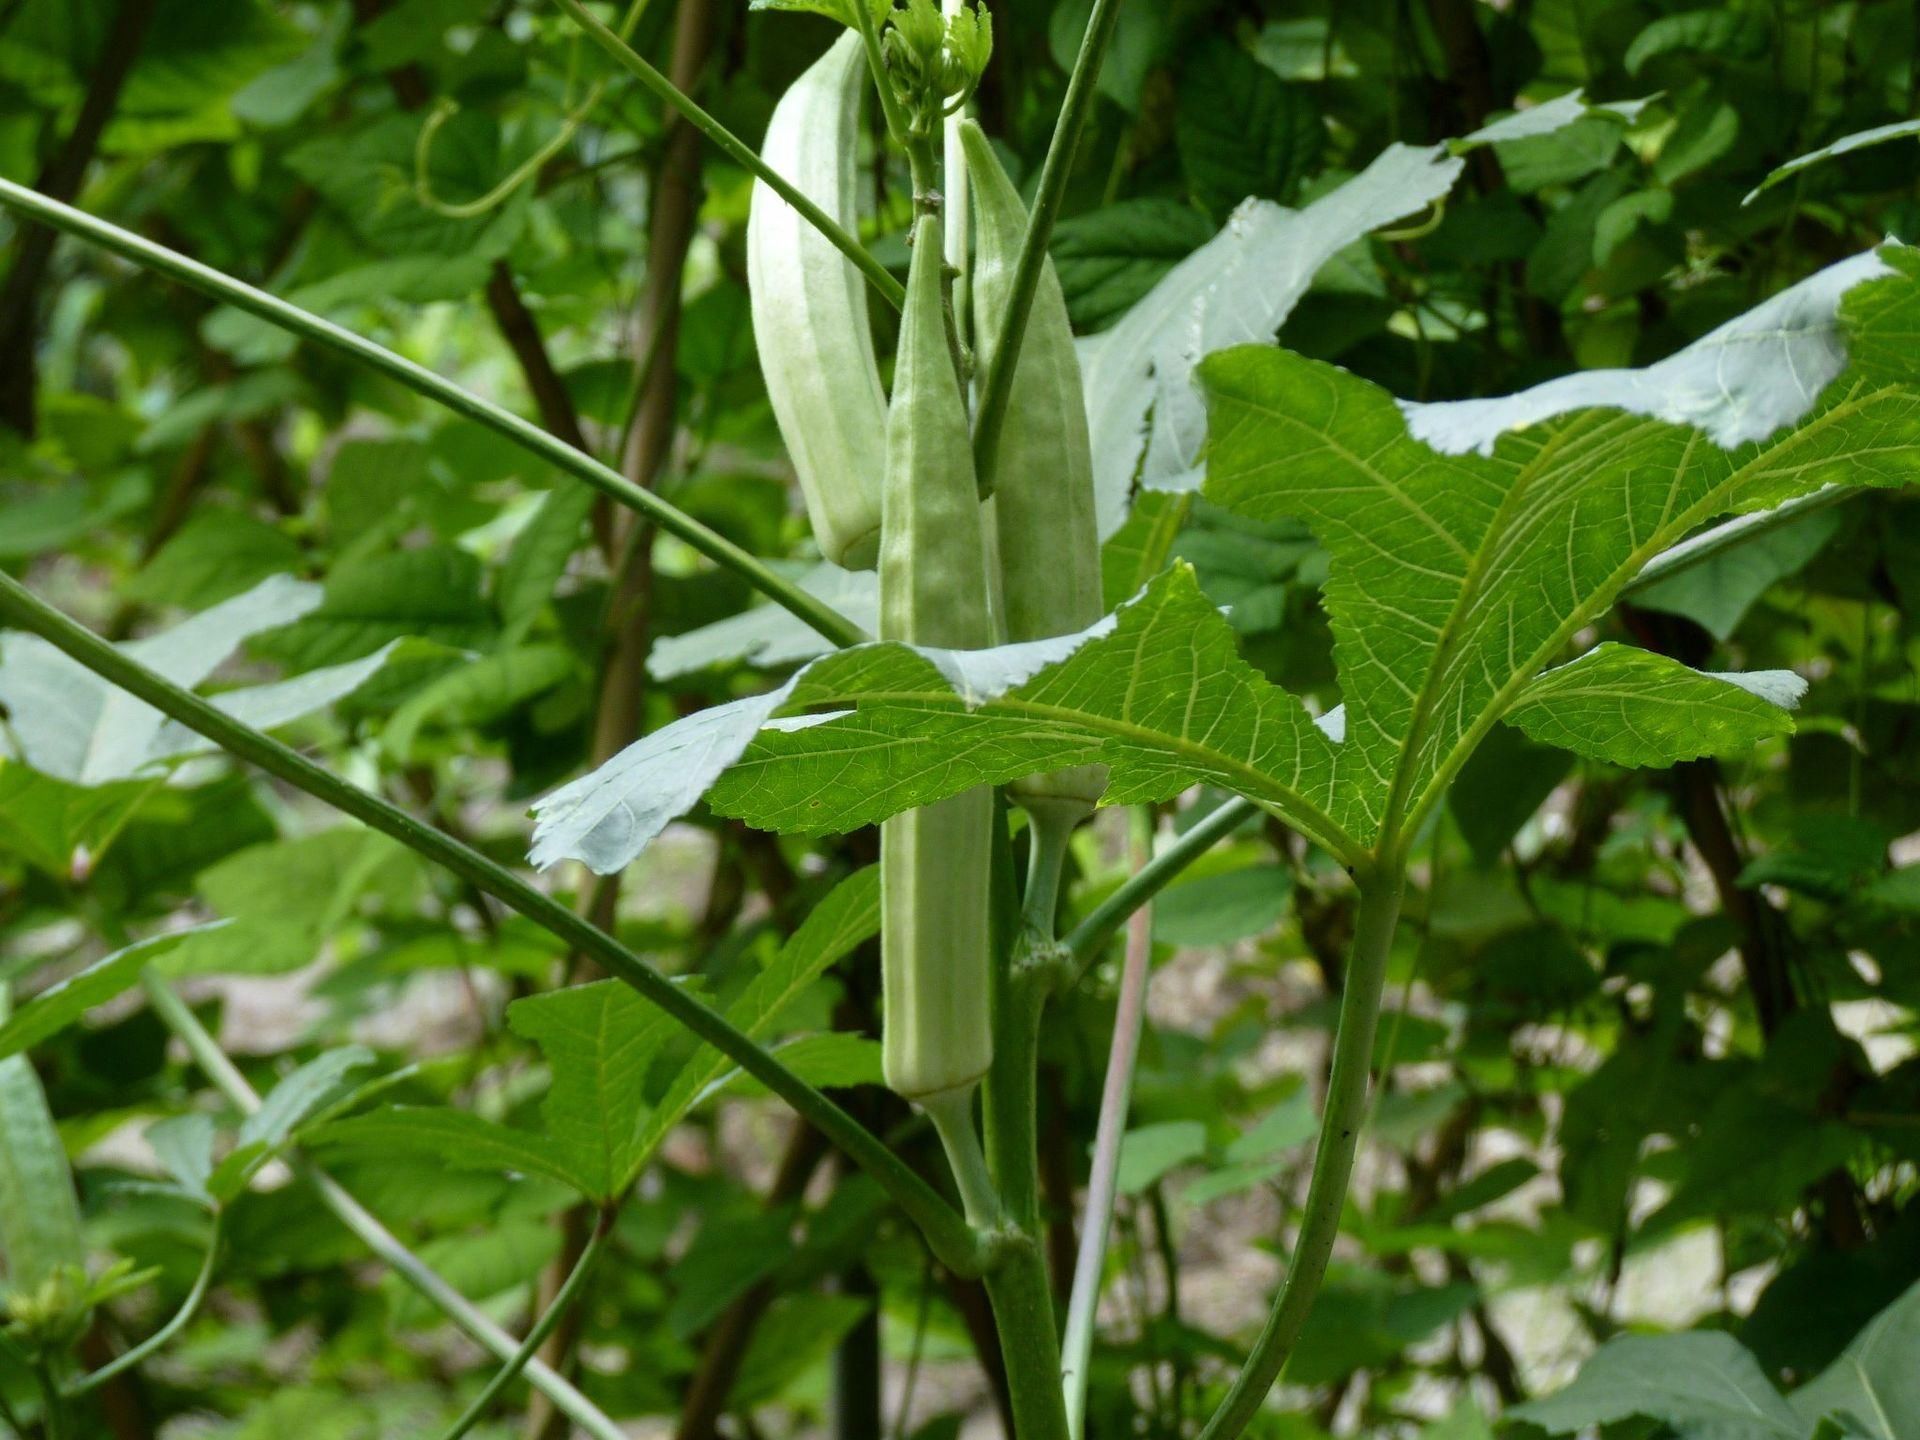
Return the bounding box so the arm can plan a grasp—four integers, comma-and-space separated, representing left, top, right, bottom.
434, 1210, 614, 1440
33, 1367, 64, 1440
983, 1241, 1072, 1440
0, 178, 866, 651
139, 974, 628, 1440
851, 0, 912, 154
922, 1087, 1001, 1229
0, 574, 975, 1276
553, 0, 905, 312
970, 0, 1124, 499
1062, 798, 1252, 975
1194, 867, 1406, 1440
1020, 805, 1078, 944
63, 1212, 223, 1398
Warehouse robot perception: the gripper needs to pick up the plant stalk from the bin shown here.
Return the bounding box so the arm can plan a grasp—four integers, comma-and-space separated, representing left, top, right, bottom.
971, 0, 1124, 499
552, 0, 905, 311
435, 1209, 613, 1440
1194, 866, 1405, 1440
63, 1212, 224, 1398
1062, 799, 1253, 975
0, 178, 867, 651
0, 574, 975, 1275
138, 975, 629, 1440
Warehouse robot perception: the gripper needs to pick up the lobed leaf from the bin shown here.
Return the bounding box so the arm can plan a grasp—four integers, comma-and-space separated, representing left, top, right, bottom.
1200, 329, 1920, 847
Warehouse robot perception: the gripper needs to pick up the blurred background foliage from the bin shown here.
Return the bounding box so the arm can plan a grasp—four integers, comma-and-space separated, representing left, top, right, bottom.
1, 0, 1918, 1436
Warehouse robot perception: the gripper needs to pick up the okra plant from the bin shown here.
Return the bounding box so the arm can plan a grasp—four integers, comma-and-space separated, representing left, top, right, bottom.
3, 2, 1920, 1438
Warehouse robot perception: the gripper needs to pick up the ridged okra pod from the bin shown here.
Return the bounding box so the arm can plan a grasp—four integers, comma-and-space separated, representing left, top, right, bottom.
962, 120, 1106, 820
878, 215, 995, 1103
747, 33, 888, 569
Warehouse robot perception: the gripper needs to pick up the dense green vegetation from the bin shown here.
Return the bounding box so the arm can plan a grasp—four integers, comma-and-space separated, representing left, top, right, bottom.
1, 1, 1918, 1438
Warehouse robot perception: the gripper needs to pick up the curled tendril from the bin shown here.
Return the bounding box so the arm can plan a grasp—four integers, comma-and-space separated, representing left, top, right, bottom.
412, 0, 654, 221
1374, 194, 1450, 242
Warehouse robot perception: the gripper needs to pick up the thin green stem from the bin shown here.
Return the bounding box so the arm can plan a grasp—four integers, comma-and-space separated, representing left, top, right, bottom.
139, 974, 626, 1440
32, 1367, 64, 1440
63, 1212, 224, 1398
0, 575, 975, 1275
852, 0, 912, 153
1194, 867, 1406, 1440
970, 0, 1124, 499
1020, 805, 1079, 943
0, 178, 866, 651
434, 1210, 614, 1440
922, 1087, 1002, 1229
552, 0, 905, 311
1063, 798, 1252, 976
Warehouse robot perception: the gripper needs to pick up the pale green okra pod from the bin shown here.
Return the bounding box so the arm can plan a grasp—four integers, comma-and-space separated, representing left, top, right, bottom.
962, 120, 1107, 820
747, 32, 888, 570
878, 214, 996, 1103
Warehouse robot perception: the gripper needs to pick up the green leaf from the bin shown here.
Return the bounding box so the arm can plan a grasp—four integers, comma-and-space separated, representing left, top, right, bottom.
1199, 320, 1920, 846
1625, 8, 1771, 75
535, 568, 1352, 872
125, 508, 306, 610
1791, 1278, 1920, 1439
1748, 120, 1920, 204
311, 1108, 587, 1193
0, 763, 158, 877
504, 980, 681, 1201
1506, 644, 1804, 768
1175, 37, 1322, 217
0, 1031, 86, 1290
1050, 198, 1215, 334
1632, 504, 1844, 639
1116, 1120, 1208, 1195
251, 546, 494, 671
728, 1293, 871, 1408
208, 1047, 378, 1200
1511, 1332, 1801, 1438
382, 644, 576, 761
497, 484, 596, 640
0, 575, 411, 786
628, 867, 879, 1170
1153, 864, 1292, 946
0, 928, 212, 1061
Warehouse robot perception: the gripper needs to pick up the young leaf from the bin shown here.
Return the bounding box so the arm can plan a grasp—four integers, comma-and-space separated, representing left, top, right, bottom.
1505, 644, 1805, 768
